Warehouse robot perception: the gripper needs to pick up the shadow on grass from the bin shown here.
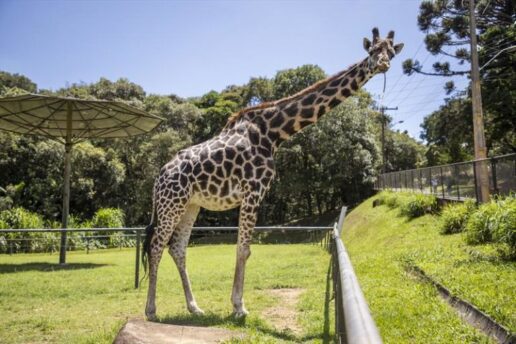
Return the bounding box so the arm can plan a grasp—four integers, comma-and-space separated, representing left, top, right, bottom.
0, 262, 108, 274
157, 312, 299, 342
158, 277, 334, 343
322, 259, 333, 344
152, 257, 335, 342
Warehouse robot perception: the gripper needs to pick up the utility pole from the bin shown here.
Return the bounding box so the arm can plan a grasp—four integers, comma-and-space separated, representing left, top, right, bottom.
469, 0, 490, 202
379, 106, 398, 174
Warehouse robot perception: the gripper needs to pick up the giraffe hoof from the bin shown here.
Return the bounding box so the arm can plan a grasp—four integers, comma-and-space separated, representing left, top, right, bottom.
145, 313, 157, 322
232, 309, 249, 319
189, 307, 205, 315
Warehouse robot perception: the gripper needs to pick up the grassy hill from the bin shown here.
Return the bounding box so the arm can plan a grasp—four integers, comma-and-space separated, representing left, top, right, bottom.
343, 195, 515, 343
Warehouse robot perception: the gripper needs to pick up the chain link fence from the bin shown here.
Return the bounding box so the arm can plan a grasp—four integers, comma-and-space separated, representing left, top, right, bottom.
375, 154, 516, 202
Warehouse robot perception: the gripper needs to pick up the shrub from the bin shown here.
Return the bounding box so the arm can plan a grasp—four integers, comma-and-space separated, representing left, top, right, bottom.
0, 208, 46, 253
399, 194, 438, 219
491, 197, 516, 258
0, 207, 44, 229
465, 196, 516, 259
440, 200, 476, 234
91, 208, 124, 228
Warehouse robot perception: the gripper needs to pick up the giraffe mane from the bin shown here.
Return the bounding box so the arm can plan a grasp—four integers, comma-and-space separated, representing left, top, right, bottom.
224, 66, 353, 129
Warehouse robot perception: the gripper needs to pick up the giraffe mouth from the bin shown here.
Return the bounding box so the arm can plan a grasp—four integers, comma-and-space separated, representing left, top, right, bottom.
377, 63, 390, 72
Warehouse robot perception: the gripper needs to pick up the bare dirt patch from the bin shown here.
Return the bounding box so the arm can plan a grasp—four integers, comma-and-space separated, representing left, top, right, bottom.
261, 288, 305, 335
114, 318, 243, 344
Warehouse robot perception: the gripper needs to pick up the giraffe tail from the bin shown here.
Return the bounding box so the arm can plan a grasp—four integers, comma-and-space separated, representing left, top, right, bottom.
141, 184, 158, 281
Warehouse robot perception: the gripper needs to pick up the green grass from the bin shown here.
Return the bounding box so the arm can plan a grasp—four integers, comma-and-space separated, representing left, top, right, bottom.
343, 196, 515, 343
0, 244, 332, 343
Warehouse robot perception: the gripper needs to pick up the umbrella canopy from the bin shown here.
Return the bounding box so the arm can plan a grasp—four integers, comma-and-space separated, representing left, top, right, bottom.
0, 94, 163, 264
0, 94, 162, 142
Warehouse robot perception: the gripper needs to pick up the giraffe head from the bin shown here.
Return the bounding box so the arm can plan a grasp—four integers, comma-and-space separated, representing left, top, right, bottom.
363, 28, 404, 73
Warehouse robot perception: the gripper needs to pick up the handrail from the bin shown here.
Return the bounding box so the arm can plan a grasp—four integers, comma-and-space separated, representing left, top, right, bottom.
332, 206, 383, 344
0, 226, 332, 233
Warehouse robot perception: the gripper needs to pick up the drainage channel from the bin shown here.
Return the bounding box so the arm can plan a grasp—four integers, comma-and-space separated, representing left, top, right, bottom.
406, 264, 515, 344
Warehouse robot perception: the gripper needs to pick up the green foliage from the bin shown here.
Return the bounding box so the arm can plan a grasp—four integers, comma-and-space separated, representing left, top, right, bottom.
0, 71, 37, 95
408, 0, 516, 159
440, 200, 476, 234
0, 207, 44, 229
272, 64, 326, 99
385, 130, 426, 171
398, 193, 438, 219
465, 196, 516, 259
376, 190, 406, 209
91, 208, 125, 228
376, 191, 438, 219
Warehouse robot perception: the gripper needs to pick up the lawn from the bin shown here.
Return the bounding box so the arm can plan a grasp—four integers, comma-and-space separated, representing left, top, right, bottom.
343, 196, 515, 343
0, 244, 332, 343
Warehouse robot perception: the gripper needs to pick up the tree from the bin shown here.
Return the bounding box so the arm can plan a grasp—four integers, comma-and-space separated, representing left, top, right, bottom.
193, 90, 241, 143
0, 71, 37, 95
404, 0, 515, 158
272, 64, 326, 99
385, 130, 426, 171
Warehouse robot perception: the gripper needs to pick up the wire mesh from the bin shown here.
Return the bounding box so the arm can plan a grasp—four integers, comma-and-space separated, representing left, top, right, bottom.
375, 154, 515, 202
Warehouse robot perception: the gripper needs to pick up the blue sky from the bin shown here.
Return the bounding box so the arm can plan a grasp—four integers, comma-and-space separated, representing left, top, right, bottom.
0, 0, 469, 139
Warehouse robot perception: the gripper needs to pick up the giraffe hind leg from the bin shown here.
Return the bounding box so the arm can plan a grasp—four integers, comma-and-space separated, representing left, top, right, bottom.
168, 204, 204, 315
145, 205, 187, 320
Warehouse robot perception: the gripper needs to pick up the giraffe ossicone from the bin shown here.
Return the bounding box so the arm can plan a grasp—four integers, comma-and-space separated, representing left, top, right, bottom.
142, 28, 403, 320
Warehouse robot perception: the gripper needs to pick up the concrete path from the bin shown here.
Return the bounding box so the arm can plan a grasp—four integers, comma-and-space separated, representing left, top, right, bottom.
114, 318, 243, 344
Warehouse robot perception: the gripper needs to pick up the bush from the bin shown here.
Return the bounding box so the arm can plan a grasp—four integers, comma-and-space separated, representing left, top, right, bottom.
376, 191, 403, 209
91, 208, 124, 228
399, 194, 438, 219
440, 200, 476, 234
0, 208, 47, 253
90, 208, 126, 249
0, 207, 45, 229
466, 196, 515, 259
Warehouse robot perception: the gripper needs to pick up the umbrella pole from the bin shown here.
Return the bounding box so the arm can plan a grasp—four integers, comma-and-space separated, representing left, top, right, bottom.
59, 102, 73, 265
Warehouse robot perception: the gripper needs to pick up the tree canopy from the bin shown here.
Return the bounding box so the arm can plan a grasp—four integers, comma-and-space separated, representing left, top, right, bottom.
404, 0, 515, 161
0, 63, 424, 226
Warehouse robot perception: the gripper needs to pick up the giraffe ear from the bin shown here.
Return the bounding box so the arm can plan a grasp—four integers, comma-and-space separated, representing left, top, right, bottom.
393, 43, 404, 54
363, 38, 371, 51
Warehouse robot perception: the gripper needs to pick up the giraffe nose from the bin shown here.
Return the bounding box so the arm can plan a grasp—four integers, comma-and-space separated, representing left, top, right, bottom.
378, 60, 390, 72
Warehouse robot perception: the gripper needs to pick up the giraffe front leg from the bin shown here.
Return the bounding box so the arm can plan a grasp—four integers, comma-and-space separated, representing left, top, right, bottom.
231, 200, 257, 318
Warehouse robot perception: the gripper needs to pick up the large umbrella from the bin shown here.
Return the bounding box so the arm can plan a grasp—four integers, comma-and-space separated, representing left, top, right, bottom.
0, 94, 163, 263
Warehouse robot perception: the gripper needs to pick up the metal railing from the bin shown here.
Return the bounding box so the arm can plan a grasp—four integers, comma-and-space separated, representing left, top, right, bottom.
330, 207, 382, 344
375, 153, 515, 202
0, 226, 333, 289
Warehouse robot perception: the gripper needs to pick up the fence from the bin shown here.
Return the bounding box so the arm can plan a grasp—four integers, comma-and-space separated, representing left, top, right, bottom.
330, 207, 382, 344
375, 153, 516, 202
0, 226, 333, 288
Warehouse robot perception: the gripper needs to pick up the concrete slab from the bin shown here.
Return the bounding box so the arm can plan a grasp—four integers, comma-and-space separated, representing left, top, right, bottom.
114, 318, 243, 344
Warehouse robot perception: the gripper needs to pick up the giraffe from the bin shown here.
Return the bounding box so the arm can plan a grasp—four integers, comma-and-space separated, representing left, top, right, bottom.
142, 28, 403, 320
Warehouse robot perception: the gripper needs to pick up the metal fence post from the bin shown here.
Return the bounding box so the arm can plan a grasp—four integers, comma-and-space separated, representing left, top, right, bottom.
491, 158, 498, 195
473, 160, 479, 203
135, 229, 141, 289
440, 167, 445, 199
455, 165, 461, 200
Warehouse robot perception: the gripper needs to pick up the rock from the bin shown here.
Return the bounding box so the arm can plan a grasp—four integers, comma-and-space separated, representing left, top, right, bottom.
114, 318, 243, 344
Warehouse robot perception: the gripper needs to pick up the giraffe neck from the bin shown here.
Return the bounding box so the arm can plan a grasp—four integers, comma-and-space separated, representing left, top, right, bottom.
243, 58, 375, 151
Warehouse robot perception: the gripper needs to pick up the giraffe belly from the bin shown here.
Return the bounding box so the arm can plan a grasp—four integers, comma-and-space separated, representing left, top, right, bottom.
190, 191, 242, 211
